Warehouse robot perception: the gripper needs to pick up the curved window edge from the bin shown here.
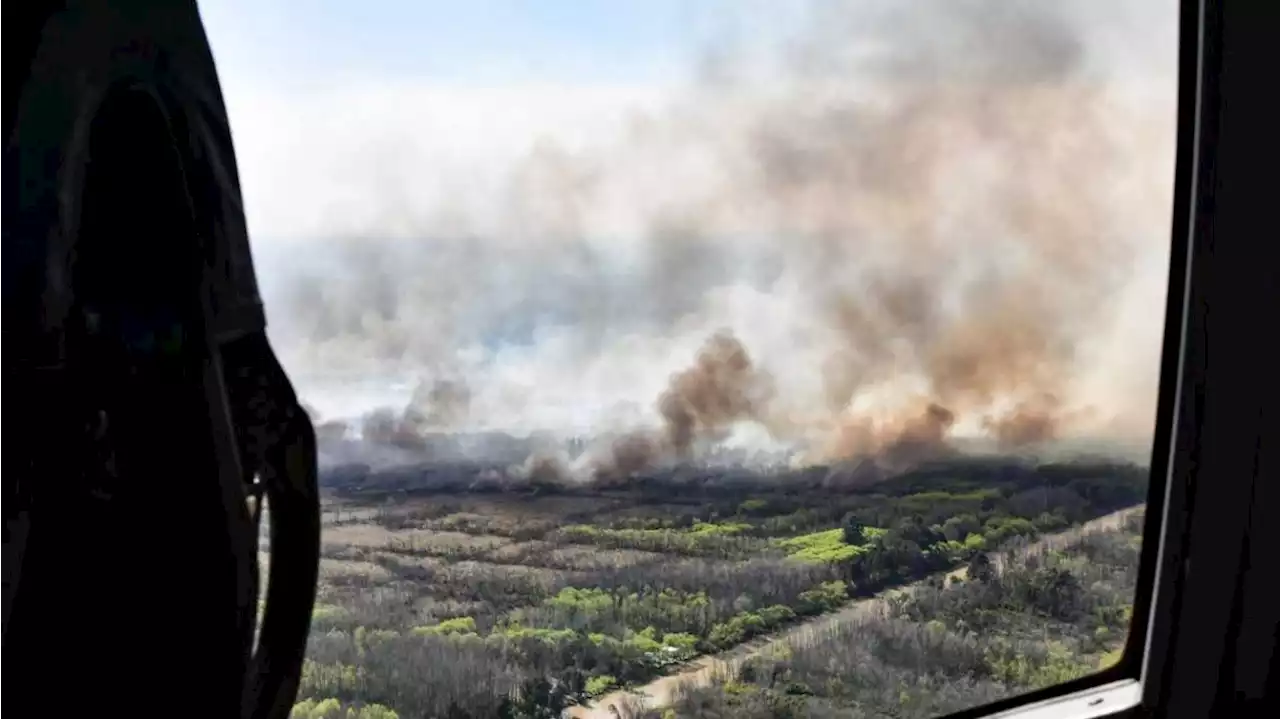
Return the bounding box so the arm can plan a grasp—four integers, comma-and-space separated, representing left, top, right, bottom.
987, 681, 1141, 719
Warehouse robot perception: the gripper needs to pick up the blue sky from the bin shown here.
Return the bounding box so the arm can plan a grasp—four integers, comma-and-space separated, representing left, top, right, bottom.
197, 0, 752, 89
194, 0, 813, 244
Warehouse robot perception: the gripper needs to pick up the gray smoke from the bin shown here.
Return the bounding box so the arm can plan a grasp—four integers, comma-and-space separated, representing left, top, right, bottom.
257, 0, 1178, 477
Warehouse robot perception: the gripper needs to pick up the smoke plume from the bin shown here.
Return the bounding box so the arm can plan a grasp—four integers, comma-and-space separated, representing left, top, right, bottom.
659, 330, 775, 458
250, 0, 1178, 478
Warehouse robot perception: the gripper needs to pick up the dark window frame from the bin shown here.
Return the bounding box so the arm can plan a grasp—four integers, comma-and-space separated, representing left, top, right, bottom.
940, 1, 1280, 718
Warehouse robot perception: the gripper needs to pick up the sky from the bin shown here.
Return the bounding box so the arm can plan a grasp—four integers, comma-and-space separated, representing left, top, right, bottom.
198, 0, 811, 244
197, 0, 1175, 241
199, 0, 1173, 245
199, 0, 742, 88
193, 0, 1180, 462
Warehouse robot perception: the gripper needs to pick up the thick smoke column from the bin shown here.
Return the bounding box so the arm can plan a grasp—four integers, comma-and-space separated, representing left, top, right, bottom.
357, 377, 472, 449
256, 0, 1177, 474
515, 330, 774, 484
659, 330, 775, 458
406, 378, 472, 428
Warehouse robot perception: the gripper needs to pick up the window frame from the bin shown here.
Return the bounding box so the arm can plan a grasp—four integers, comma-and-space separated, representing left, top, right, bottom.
8, 0, 1269, 715
939, 1, 1280, 718
1137, 0, 1280, 715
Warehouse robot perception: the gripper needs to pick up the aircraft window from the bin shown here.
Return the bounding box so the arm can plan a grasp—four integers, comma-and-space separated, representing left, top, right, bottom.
200, 1, 1181, 717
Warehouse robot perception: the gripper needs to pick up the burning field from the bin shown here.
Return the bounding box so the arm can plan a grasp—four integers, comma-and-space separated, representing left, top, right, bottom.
231, 2, 1174, 712
254, 0, 1174, 489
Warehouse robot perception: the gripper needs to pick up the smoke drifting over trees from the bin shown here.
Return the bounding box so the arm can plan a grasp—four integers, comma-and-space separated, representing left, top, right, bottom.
253, 0, 1177, 479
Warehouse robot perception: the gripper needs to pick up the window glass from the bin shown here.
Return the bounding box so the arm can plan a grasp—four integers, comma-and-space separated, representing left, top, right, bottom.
202, 1, 1177, 717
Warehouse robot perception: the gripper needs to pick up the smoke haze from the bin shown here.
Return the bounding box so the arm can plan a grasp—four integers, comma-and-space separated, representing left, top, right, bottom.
237, 0, 1178, 477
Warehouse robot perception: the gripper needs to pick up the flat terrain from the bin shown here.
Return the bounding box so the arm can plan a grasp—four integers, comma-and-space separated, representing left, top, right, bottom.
282, 457, 1149, 718
571, 506, 1144, 718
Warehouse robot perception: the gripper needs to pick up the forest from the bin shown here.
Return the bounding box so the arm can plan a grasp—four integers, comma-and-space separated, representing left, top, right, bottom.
626, 509, 1145, 719
284, 457, 1149, 719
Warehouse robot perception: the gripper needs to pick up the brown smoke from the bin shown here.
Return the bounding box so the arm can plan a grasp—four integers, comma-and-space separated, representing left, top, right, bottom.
360, 407, 427, 452
573, 2, 1166, 470
596, 431, 664, 483
405, 378, 472, 429
573, 330, 776, 481
756, 81, 1147, 462
823, 401, 957, 470
658, 330, 775, 457
265, 0, 1175, 477
356, 377, 471, 452
983, 393, 1062, 449
518, 451, 574, 486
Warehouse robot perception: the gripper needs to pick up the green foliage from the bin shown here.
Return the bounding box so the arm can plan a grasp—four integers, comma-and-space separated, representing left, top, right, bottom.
941, 514, 983, 542
628, 626, 663, 654
796, 581, 848, 616
689, 520, 752, 536
291, 700, 400, 719
968, 552, 997, 583
558, 522, 762, 556
783, 681, 812, 696
299, 661, 367, 698
312, 459, 1148, 719
661, 632, 700, 658
759, 604, 797, 625
983, 516, 1038, 545
1032, 512, 1071, 533
903, 489, 1003, 504
582, 626, 699, 672
778, 529, 870, 563
547, 587, 614, 613
841, 514, 867, 546
493, 624, 580, 645
584, 674, 618, 697
535, 585, 713, 638
1098, 646, 1125, 670
985, 640, 1094, 688
312, 603, 348, 624
665, 517, 1146, 719
353, 626, 398, 657
1016, 567, 1087, 622
292, 698, 343, 719
723, 680, 758, 696
707, 605, 797, 649
410, 616, 478, 636
933, 539, 969, 562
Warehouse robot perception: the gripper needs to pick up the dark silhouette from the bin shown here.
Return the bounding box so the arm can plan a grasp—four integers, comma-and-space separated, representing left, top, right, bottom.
5, 3, 319, 717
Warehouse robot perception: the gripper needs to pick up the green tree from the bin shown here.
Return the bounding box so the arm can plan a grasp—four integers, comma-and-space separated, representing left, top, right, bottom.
842, 514, 867, 546
968, 551, 996, 583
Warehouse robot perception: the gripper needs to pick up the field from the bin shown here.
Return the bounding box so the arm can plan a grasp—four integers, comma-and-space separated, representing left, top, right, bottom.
284, 457, 1149, 719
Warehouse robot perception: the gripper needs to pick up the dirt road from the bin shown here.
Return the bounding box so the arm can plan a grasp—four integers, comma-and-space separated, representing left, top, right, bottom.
567, 505, 1144, 719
